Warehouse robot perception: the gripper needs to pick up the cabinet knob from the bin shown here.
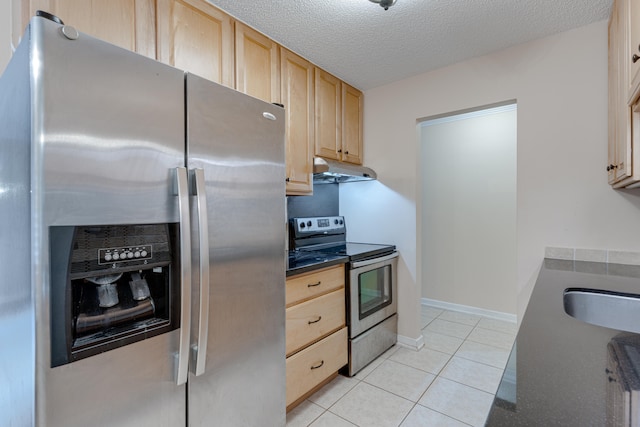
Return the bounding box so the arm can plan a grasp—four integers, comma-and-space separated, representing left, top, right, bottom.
633, 54, 640, 64
338, 149, 342, 153
285, 177, 290, 182
344, 151, 349, 155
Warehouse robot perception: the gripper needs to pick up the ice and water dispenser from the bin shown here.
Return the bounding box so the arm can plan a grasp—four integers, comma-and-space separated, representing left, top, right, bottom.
50, 224, 179, 367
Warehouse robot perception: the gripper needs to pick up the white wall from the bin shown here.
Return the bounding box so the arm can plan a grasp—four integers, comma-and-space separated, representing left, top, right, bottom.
420, 106, 517, 314
342, 19, 640, 342
0, 1, 12, 73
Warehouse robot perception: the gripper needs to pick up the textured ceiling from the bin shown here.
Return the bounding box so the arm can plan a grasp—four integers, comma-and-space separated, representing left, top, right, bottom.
207, 0, 612, 90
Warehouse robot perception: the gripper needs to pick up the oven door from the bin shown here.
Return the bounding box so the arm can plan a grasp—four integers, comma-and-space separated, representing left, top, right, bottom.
348, 252, 398, 338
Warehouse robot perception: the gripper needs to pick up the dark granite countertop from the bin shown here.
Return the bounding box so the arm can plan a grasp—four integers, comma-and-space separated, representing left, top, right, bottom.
486, 259, 640, 426
285, 250, 348, 277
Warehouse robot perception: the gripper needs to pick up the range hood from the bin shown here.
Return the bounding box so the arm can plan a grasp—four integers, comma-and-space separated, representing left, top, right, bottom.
313, 157, 377, 184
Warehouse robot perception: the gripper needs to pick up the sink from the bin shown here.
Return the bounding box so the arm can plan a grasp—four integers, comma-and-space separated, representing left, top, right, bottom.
563, 288, 640, 334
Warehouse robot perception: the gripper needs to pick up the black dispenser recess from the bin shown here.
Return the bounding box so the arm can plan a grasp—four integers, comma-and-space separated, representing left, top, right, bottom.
50, 224, 179, 367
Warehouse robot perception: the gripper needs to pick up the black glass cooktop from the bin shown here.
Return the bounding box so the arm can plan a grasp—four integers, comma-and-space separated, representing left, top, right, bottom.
301, 242, 396, 262
286, 250, 348, 277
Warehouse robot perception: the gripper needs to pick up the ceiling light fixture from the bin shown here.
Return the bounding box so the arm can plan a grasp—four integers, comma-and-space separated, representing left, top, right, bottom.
369, 0, 397, 10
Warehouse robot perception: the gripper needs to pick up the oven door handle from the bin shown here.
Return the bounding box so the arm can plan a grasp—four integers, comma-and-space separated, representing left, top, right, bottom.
351, 252, 398, 269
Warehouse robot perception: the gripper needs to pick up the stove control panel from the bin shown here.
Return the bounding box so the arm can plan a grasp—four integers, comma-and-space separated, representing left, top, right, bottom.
291, 216, 345, 235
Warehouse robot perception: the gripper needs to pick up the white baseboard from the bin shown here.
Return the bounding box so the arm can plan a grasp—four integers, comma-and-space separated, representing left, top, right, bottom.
421, 298, 517, 324
397, 333, 424, 351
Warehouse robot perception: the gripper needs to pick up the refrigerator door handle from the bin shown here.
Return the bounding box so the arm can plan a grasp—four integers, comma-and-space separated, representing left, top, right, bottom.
174, 167, 192, 386
192, 168, 210, 376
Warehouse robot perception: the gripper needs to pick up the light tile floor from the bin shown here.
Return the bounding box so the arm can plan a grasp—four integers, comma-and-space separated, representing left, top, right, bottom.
286, 305, 517, 427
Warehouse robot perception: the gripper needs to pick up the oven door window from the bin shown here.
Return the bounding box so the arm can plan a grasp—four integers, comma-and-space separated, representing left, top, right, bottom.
358, 264, 392, 319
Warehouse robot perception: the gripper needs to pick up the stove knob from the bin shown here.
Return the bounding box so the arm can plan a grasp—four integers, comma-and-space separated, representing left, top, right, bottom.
339, 219, 344, 225
300, 222, 306, 228
334, 219, 339, 224
307, 221, 312, 227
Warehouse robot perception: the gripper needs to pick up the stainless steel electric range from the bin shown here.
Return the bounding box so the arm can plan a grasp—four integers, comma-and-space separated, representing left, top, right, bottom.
289, 216, 398, 376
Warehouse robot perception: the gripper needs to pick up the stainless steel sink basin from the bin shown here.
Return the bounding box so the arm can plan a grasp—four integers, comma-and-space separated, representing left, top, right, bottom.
563, 288, 640, 334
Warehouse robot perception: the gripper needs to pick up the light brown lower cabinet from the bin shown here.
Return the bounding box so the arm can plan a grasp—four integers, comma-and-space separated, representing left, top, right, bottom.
285, 264, 347, 411
286, 288, 345, 357
286, 327, 348, 408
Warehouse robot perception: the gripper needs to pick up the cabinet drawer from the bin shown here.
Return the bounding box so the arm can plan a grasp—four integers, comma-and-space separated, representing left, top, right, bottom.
286, 289, 345, 356
286, 265, 345, 307
286, 327, 348, 407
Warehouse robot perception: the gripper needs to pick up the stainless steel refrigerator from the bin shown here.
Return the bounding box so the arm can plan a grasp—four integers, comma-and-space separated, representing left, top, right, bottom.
0, 15, 286, 427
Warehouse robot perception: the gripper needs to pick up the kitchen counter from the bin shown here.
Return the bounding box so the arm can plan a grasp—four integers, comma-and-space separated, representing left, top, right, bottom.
286, 250, 349, 277
486, 259, 640, 426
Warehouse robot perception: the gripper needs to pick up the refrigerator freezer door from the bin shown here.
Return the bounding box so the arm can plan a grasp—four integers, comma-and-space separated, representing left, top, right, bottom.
186, 73, 286, 426
28, 18, 186, 426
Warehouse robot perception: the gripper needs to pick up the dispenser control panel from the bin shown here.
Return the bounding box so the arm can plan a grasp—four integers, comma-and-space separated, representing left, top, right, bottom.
98, 245, 152, 264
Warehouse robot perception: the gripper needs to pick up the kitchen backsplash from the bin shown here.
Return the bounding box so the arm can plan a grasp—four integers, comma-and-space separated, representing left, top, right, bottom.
287, 183, 339, 219
545, 247, 640, 265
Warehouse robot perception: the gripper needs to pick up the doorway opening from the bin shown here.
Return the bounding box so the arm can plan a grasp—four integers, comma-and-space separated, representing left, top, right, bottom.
417, 101, 517, 317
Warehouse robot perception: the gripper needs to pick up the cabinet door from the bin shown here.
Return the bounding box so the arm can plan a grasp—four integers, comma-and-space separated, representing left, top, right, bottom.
19, 0, 156, 58
628, 0, 640, 101
342, 83, 364, 165
610, 0, 622, 184
610, 0, 633, 185
281, 48, 313, 195
157, 0, 233, 87
235, 22, 279, 103
314, 68, 341, 161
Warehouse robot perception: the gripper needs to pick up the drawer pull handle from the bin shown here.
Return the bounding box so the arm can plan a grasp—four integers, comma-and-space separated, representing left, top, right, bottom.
308, 316, 322, 325
307, 281, 321, 288
310, 360, 324, 370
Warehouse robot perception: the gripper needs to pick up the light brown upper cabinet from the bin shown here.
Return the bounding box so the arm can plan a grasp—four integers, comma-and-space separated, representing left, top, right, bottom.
235, 22, 280, 104
281, 48, 314, 195
608, 0, 638, 187
314, 69, 342, 161
341, 83, 364, 165
628, 0, 640, 101
314, 68, 363, 165
156, 0, 233, 87
16, 0, 156, 58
